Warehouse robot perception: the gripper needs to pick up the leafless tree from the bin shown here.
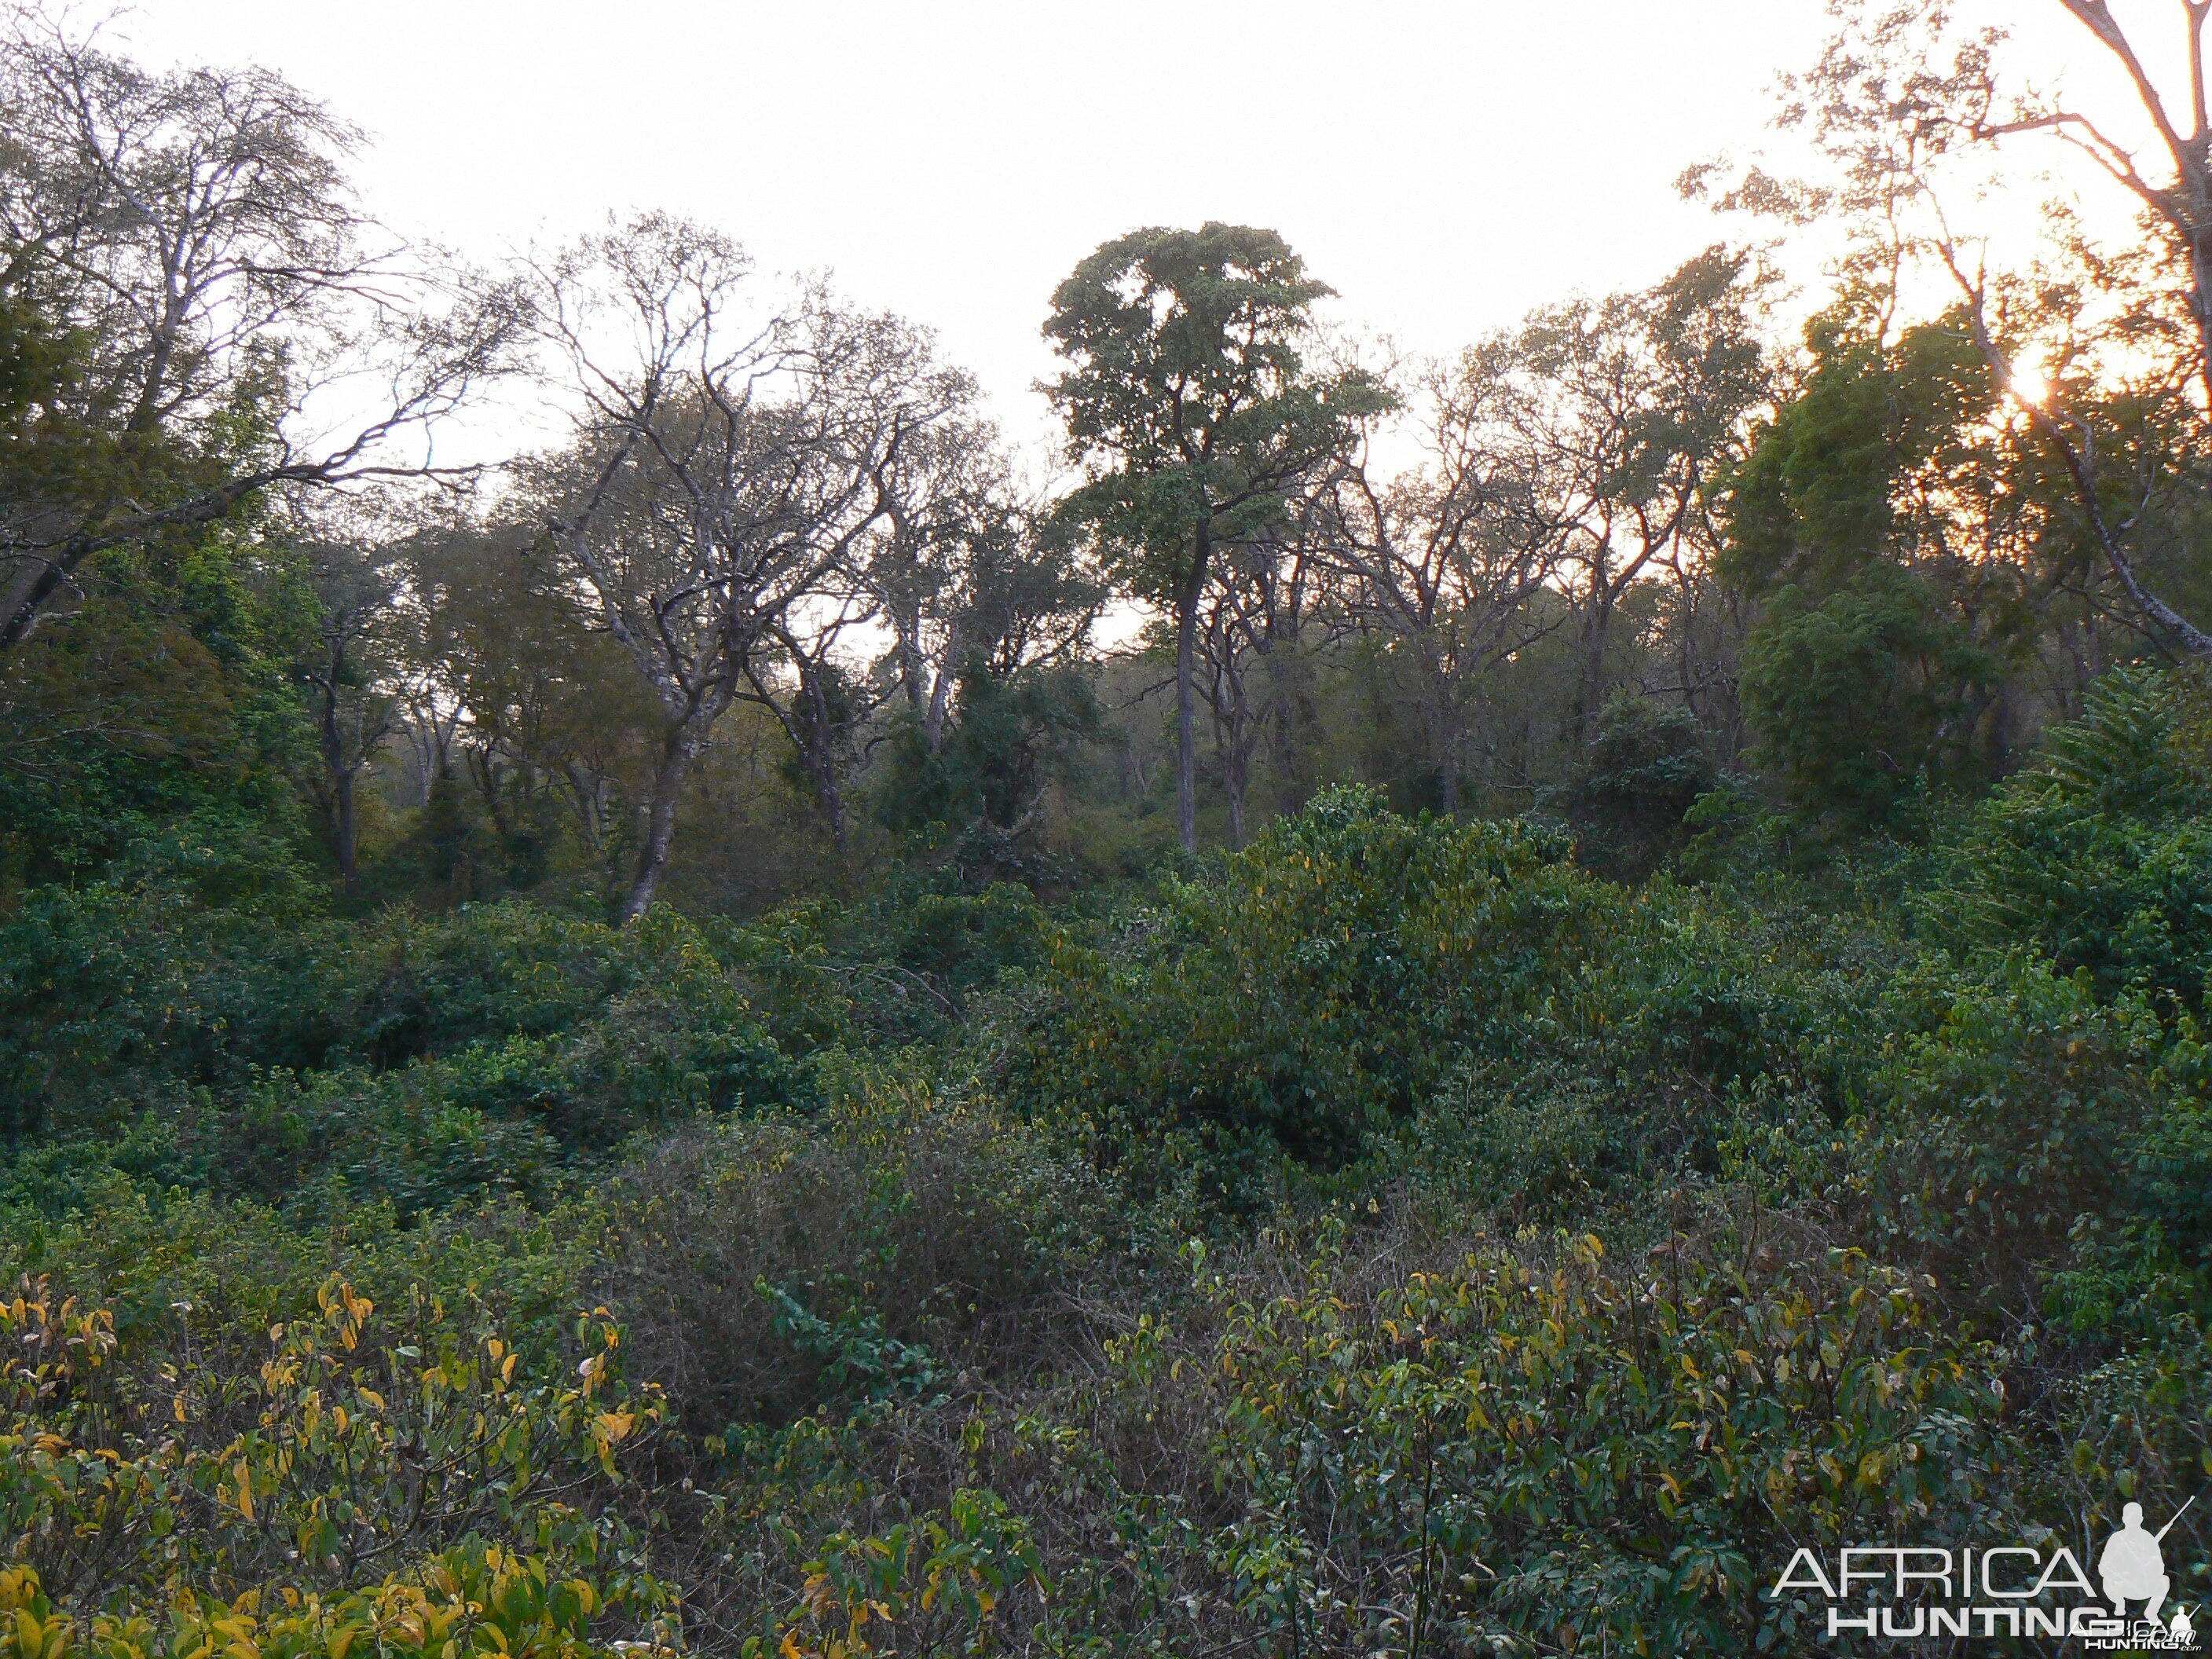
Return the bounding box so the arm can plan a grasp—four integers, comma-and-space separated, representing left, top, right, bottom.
529, 214, 971, 921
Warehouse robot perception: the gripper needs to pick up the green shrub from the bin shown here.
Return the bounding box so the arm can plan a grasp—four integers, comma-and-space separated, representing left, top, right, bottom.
1152, 1226, 2023, 1655
0, 1274, 667, 1633
1, 899, 811, 1210
595, 1075, 1101, 1429
1933, 665, 2212, 1011
995, 786, 1609, 1214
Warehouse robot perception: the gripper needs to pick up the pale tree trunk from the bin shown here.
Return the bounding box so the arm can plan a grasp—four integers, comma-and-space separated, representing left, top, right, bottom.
799, 737, 848, 848
922, 638, 958, 753
622, 723, 704, 924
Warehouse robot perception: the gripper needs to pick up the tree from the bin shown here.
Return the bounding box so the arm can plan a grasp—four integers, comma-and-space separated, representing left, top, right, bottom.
289, 527, 403, 896
1723, 0, 2212, 662
1740, 560, 1998, 833
1046, 224, 1381, 851
402, 514, 661, 892
1473, 251, 1770, 735
875, 658, 1101, 847
529, 214, 969, 921
0, 8, 515, 653
1317, 357, 1569, 815
861, 418, 1098, 762
1193, 514, 1328, 844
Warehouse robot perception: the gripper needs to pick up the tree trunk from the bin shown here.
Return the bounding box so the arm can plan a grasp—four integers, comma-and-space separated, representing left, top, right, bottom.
1175, 525, 1211, 854
800, 669, 849, 848
622, 723, 701, 925
1574, 595, 1616, 741
1224, 694, 1250, 850
921, 624, 961, 754
470, 747, 512, 842
314, 672, 360, 898
1423, 645, 1460, 816
330, 765, 358, 896
0, 556, 70, 651
808, 745, 848, 848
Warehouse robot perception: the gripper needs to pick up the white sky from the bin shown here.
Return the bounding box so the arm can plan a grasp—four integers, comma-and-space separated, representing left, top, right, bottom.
110, 1, 2154, 452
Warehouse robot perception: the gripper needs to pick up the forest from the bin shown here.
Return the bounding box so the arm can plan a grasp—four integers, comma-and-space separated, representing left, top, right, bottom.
2, 0, 2210, 1652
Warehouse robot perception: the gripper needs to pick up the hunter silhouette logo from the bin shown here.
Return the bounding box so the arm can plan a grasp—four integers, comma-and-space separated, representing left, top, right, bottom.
1770, 1490, 2205, 1646
2101, 1497, 2194, 1635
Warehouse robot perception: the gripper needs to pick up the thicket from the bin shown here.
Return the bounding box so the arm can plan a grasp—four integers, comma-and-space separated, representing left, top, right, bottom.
5, 2, 2212, 1654
6, 676, 2211, 1654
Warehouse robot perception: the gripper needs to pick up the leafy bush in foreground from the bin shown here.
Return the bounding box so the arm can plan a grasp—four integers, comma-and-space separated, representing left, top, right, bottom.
0, 1275, 669, 1646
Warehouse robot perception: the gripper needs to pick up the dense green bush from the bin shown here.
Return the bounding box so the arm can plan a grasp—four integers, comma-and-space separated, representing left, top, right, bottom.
994, 788, 1900, 1225
996, 786, 1609, 1213
0, 899, 814, 1209
1933, 666, 2212, 1010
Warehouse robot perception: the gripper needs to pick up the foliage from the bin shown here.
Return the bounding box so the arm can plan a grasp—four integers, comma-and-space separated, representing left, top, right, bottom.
875, 661, 1100, 840
1166, 1226, 2020, 1655
1563, 692, 1715, 880
997, 786, 1604, 1214
1932, 665, 2212, 1010
595, 1079, 1100, 1430
0, 895, 809, 1201
8, 8, 2212, 1647
0, 1274, 669, 1641
1740, 562, 2000, 835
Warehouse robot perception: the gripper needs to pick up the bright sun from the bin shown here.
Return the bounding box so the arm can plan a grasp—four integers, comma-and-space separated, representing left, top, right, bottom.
2010, 359, 2052, 406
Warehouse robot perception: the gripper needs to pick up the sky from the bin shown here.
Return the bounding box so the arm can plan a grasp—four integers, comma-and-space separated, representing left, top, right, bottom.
108, 0, 2144, 450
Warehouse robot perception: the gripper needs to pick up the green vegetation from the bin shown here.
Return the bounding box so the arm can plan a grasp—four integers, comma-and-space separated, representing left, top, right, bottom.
4, 2, 2212, 1654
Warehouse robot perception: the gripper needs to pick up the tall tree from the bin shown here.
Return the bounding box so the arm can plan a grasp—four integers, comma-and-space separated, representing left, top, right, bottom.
1317, 360, 1570, 815
1046, 224, 1381, 851
1723, 0, 2212, 662
0, 8, 514, 652
404, 514, 661, 887
529, 214, 969, 921
1194, 513, 1328, 844
290, 527, 403, 895
861, 417, 1099, 760
1479, 251, 1770, 734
